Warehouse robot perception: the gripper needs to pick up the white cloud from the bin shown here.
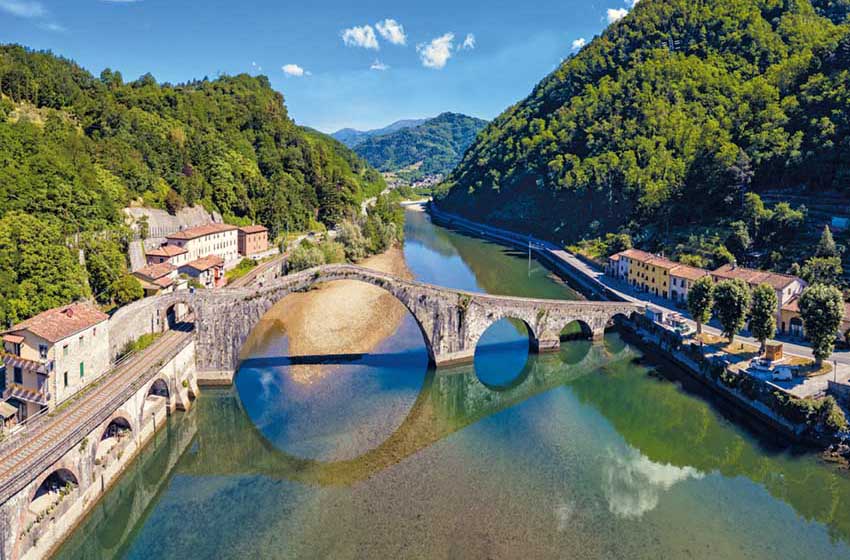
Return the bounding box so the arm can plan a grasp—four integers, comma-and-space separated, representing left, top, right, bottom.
0, 0, 46, 18
341, 25, 379, 50
603, 447, 704, 519
461, 33, 476, 50
370, 59, 389, 71
251, 61, 263, 72
571, 37, 586, 51
626, 0, 641, 7
282, 64, 309, 77
607, 8, 628, 23
417, 33, 455, 70
39, 21, 65, 32
375, 18, 406, 46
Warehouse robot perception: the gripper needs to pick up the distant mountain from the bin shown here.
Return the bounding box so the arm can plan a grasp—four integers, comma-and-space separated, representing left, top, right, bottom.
332, 118, 429, 148
352, 112, 489, 180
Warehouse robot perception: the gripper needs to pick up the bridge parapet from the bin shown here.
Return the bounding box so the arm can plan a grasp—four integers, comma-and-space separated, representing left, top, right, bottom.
150, 265, 641, 373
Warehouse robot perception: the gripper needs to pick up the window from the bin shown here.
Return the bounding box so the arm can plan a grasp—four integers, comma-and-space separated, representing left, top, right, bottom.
79, 335, 84, 347
63, 344, 69, 357
39, 344, 48, 359
93, 327, 97, 338
64, 371, 68, 388
14, 366, 22, 385
79, 362, 85, 379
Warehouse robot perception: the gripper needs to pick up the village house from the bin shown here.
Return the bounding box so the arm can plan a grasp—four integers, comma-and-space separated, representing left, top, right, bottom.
711, 264, 807, 324
779, 298, 850, 340
180, 255, 225, 289
1, 303, 110, 421
132, 263, 183, 297
165, 223, 239, 264
615, 249, 679, 298
238, 225, 270, 257
145, 244, 189, 267
668, 264, 710, 305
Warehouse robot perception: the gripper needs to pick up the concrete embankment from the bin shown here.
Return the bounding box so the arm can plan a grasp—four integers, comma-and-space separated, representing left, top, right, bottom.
427, 203, 615, 301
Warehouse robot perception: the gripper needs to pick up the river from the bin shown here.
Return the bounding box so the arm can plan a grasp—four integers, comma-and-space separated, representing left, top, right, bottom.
56, 207, 850, 559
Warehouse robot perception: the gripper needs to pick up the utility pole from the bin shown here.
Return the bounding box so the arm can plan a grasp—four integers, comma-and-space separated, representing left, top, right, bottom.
528, 237, 532, 277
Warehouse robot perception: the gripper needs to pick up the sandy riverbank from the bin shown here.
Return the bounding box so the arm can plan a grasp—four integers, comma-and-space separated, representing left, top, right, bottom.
241, 246, 412, 383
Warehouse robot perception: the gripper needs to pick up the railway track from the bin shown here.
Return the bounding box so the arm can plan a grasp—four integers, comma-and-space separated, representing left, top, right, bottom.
0, 324, 193, 504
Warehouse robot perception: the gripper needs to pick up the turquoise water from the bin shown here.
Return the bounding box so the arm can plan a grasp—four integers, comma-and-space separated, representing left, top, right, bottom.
56, 208, 850, 559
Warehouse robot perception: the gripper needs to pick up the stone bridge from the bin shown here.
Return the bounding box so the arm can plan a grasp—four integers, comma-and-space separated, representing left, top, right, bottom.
141, 264, 640, 373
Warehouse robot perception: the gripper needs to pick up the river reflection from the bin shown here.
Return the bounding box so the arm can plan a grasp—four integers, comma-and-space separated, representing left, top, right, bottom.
54, 208, 850, 560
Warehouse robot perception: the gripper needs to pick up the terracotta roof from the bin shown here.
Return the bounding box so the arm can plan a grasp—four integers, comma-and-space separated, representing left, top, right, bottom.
0, 401, 17, 419
167, 223, 237, 241
182, 255, 224, 272
608, 254, 621, 261
670, 265, 710, 281
617, 248, 656, 262
134, 262, 176, 281
2, 334, 24, 345
147, 245, 188, 258
239, 225, 268, 234
783, 298, 850, 322
712, 264, 802, 291
5, 303, 108, 344
153, 276, 174, 288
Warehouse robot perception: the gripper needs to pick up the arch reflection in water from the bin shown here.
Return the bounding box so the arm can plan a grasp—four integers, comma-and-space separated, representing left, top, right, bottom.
473, 318, 533, 390
235, 291, 431, 462
182, 339, 622, 487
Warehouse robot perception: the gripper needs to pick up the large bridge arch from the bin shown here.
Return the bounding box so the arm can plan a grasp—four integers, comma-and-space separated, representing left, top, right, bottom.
146, 264, 642, 373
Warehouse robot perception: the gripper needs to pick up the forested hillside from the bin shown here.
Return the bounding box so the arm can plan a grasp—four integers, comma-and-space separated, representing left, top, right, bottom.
0, 44, 385, 325
332, 118, 428, 148
438, 0, 850, 256
354, 112, 488, 179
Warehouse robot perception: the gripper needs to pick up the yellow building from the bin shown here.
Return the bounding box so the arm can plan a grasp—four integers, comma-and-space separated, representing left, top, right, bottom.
620, 249, 679, 298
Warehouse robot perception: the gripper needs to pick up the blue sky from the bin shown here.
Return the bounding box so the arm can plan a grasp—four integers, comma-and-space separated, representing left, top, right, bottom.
0, 0, 638, 132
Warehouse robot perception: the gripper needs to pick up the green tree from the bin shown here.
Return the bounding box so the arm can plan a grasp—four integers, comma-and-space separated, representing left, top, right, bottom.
713, 279, 751, 343
724, 221, 751, 262
750, 283, 778, 353
801, 256, 843, 286
337, 219, 367, 262
82, 236, 128, 304
815, 225, 838, 258
287, 241, 326, 272
687, 276, 715, 336
799, 284, 844, 365
0, 212, 88, 326
110, 274, 144, 307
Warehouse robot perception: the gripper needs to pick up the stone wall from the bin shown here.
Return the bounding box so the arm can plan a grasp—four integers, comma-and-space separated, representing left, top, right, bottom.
0, 341, 198, 560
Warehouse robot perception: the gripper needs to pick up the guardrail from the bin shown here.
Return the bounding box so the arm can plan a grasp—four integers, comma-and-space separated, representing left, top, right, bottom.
0, 334, 193, 504
0, 345, 149, 458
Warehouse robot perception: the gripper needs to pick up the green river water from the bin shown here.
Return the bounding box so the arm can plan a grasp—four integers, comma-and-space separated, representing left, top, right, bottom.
55, 208, 850, 559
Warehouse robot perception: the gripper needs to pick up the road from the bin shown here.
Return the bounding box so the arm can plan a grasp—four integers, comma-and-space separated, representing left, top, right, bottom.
427, 204, 850, 395
0, 323, 193, 504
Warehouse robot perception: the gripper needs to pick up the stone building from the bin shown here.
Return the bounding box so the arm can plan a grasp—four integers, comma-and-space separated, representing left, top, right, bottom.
180, 255, 225, 289
1, 303, 110, 420
145, 244, 189, 267
668, 264, 710, 305
165, 223, 239, 264
133, 263, 183, 296
238, 225, 269, 257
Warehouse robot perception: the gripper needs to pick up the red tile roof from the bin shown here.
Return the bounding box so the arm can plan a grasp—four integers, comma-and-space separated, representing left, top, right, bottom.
239, 225, 268, 234
6, 303, 108, 344
670, 264, 710, 281
183, 255, 224, 272
134, 262, 176, 281
147, 245, 188, 258
167, 223, 237, 241
712, 264, 802, 291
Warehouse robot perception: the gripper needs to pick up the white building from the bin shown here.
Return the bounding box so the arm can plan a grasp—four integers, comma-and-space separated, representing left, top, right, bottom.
165, 223, 239, 265
2, 303, 110, 420
145, 245, 189, 267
